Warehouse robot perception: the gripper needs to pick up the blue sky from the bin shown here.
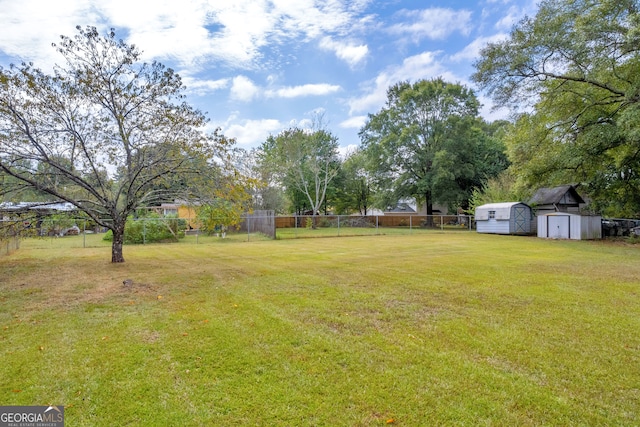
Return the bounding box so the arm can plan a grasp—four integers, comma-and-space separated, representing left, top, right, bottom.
0, 0, 537, 152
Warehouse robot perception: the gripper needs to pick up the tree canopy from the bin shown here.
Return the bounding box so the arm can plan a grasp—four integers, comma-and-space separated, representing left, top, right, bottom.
359, 78, 508, 214
259, 122, 340, 219
473, 0, 640, 216
0, 26, 234, 262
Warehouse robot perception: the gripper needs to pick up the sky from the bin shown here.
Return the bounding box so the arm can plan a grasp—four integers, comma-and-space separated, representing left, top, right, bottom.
0, 0, 538, 153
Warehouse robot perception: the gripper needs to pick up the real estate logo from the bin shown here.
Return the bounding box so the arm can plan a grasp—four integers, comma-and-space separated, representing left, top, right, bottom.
0, 406, 64, 427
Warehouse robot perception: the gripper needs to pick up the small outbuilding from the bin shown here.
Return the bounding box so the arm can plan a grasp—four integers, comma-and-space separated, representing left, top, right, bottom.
475, 202, 534, 235
529, 185, 585, 215
537, 212, 602, 240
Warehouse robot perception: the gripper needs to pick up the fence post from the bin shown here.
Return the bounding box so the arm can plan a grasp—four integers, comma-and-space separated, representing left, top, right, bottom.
337, 215, 340, 236
143, 219, 146, 244
440, 215, 444, 230
376, 215, 379, 234
410, 215, 412, 233
247, 215, 251, 242
83, 219, 86, 248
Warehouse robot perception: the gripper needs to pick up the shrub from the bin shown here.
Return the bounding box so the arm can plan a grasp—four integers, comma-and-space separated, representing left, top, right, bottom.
103, 214, 186, 244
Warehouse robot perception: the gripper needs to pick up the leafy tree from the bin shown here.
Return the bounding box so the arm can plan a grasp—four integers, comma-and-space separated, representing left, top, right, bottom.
0, 26, 232, 262
229, 148, 287, 214
473, 0, 640, 216
259, 122, 340, 222
359, 78, 507, 216
466, 169, 531, 214
333, 149, 374, 215
196, 200, 241, 236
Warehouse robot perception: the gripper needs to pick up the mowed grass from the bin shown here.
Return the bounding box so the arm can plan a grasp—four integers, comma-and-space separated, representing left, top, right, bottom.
1, 233, 639, 426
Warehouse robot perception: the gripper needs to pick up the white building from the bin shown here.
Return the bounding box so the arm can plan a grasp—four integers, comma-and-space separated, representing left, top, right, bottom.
475, 202, 534, 235
537, 212, 602, 240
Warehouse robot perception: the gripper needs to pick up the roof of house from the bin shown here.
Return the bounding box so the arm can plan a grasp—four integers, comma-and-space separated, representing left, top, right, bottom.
0, 201, 76, 212
529, 185, 585, 206
385, 203, 416, 213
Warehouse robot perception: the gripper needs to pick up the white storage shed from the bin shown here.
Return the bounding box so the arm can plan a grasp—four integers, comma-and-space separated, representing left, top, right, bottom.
475, 202, 534, 235
537, 213, 602, 240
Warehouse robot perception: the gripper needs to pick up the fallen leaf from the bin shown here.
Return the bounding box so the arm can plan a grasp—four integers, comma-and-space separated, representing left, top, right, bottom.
12, 389, 22, 393
386, 419, 395, 424
157, 295, 163, 300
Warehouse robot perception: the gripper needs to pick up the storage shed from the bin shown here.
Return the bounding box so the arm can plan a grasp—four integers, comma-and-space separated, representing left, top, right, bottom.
475, 202, 534, 235
537, 213, 602, 240
529, 185, 585, 215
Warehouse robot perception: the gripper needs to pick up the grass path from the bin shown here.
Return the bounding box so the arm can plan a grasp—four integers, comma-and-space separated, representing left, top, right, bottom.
1, 233, 639, 425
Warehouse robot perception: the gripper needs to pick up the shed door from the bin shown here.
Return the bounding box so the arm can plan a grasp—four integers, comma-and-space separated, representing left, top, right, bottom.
513, 206, 529, 234
547, 215, 570, 239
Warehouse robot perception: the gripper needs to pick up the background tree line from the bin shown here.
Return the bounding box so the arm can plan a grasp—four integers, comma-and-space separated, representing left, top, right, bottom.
3, 0, 639, 262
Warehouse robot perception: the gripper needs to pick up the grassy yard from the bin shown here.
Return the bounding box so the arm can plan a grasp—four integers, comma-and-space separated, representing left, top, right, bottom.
1, 233, 639, 425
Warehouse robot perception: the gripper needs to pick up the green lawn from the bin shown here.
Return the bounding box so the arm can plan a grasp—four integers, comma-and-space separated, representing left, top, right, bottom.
1, 233, 639, 426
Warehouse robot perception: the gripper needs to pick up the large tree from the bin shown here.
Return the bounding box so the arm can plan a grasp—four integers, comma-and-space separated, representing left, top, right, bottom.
359, 78, 507, 215
0, 26, 231, 262
332, 149, 374, 215
473, 0, 640, 216
259, 123, 340, 220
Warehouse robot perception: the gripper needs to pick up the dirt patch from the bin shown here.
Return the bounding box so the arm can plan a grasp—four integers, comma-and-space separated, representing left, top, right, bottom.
2, 259, 164, 314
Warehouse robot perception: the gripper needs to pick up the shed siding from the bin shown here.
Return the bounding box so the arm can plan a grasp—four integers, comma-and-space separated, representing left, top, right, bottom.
537, 213, 602, 240
476, 202, 533, 235
477, 219, 511, 234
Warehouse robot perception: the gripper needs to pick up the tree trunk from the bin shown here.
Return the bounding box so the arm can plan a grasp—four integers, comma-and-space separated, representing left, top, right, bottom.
425, 192, 434, 227
111, 221, 126, 263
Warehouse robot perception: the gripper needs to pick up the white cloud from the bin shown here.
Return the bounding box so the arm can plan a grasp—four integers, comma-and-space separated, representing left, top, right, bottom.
494, 5, 524, 31
0, 0, 371, 71
221, 117, 284, 146
339, 116, 367, 129
478, 94, 511, 122
230, 75, 260, 102
319, 37, 368, 68
266, 83, 341, 98
182, 76, 230, 96
348, 51, 455, 114
389, 8, 473, 41
338, 143, 359, 159
0, 0, 101, 67
449, 34, 508, 63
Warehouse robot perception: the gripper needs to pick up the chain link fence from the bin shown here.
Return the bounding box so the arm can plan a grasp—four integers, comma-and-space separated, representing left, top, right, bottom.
1, 213, 475, 253
6, 213, 638, 254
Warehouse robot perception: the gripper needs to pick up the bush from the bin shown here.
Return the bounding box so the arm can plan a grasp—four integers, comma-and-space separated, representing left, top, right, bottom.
103, 215, 187, 244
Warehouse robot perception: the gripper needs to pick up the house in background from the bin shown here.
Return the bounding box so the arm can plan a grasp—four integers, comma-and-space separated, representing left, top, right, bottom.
384, 202, 417, 215
528, 185, 586, 215
385, 199, 449, 216
156, 200, 199, 229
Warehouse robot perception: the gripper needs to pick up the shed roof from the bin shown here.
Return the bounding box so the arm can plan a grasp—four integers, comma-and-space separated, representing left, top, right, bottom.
475, 202, 527, 211
475, 202, 530, 221
529, 185, 585, 205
